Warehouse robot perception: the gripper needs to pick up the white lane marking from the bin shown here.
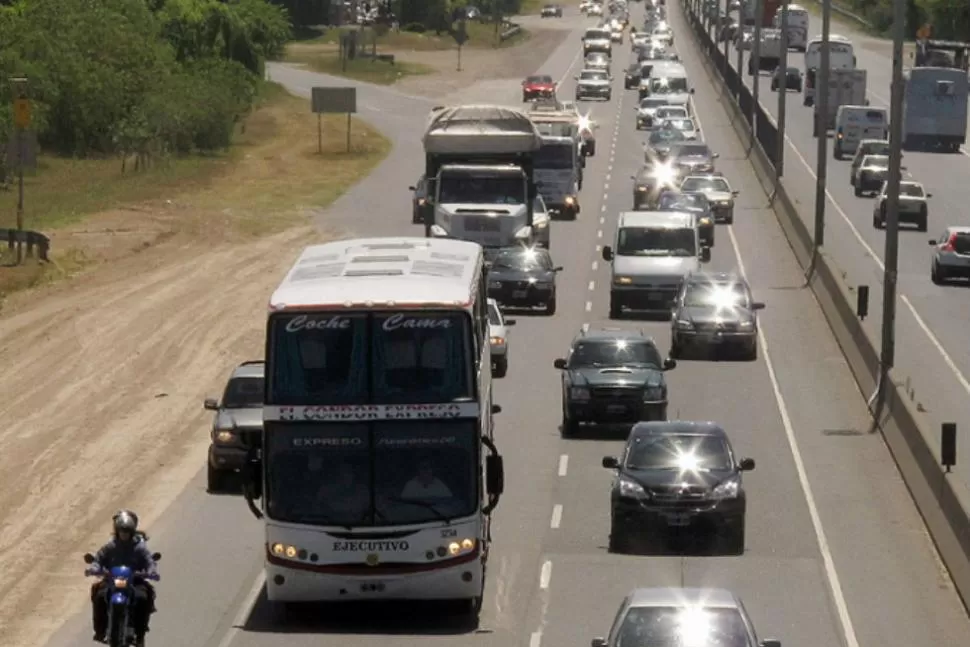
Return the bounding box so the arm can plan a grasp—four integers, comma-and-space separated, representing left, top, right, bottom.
606, 173, 611, 182
608, 163, 613, 172
604, 182, 610, 191
588, 281, 595, 291
602, 192, 609, 201
539, 560, 553, 590
725, 226, 861, 647
216, 573, 266, 647
585, 300, 592, 312
550, 504, 563, 529
739, 63, 970, 399
530, 631, 543, 647
581, 322, 590, 334
592, 260, 599, 270
556, 47, 584, 87
597, 229, 603, 238
558, 453, 569, 476
599, 216, 605, 224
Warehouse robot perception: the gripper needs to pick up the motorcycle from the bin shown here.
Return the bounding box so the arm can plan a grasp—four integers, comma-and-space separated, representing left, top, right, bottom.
84, 552, 161, 646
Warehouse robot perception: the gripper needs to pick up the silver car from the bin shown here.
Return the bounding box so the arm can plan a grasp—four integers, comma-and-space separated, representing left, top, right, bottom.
487, 298, 516, 377
659, 117, 699, 140
203, 360, 264, 492
636, 97, 670, 129
929, 226, 970, 284
591, 588, 781, 647
533, 195, 552, 248
585, 52, 611, 72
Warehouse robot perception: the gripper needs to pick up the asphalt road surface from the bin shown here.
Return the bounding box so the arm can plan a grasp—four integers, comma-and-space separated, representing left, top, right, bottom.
45, 4, 970, 647
712, 7, 970, 495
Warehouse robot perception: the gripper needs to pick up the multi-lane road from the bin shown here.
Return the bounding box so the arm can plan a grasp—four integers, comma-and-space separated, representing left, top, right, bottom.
45, 4, 970, 647
712, 5, 970, 489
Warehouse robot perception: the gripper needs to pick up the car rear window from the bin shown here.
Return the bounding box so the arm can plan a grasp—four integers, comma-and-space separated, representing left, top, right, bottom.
954, 234, 970, 254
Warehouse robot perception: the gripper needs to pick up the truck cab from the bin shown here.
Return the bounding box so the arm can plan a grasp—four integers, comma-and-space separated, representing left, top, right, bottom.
750, 28, 782, 74
535, 135, 582, 220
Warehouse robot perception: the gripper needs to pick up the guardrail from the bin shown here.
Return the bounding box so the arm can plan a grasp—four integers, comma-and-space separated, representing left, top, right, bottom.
680, 0, 970, 612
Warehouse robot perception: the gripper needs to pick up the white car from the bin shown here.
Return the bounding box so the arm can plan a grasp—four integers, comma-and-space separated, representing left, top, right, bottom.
654, 105, 689, 122
660, 117, 699, 140
533, 195, 552, 248
488, 299, 516, 378
584, 52, 611, 72
872, 181, 930, 231
636, 97, 671, 129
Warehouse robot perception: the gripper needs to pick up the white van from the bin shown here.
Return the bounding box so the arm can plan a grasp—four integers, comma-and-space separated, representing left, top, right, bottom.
803, 34, 855, 106
834, 106, 889, 159
773, 4, 810, 52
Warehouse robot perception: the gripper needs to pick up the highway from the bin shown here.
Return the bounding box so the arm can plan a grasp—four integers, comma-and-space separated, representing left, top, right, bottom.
44, 3, 970, 647
712, 6, 970, 492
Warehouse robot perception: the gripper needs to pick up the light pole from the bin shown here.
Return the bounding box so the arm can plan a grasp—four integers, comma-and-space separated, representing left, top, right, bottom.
751, 0, 763, 116
775, 0, 789, 178
813, 0, 832, 250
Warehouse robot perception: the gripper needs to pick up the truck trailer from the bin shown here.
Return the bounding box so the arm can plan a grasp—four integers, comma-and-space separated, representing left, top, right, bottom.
903, 67, 968, 152
813, 68, 867, 137
421, 104, 542, 248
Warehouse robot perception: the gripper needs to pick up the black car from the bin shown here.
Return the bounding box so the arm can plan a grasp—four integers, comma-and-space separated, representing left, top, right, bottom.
657, 191, 714, 247
631, 163, 679, 210
602, 420, 755, 553
487, 247, 561, 314
623, 63, 641, 89
646, 125, 686, 159
667, 142, 717, 176
771, 65, 803, 92
553, 328, 676, 436
670, 271, 765, 360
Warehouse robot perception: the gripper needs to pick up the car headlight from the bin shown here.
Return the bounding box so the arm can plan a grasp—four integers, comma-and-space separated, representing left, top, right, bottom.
739, 320, 754, 329
614, 276, 633, 284
514, 225, 533, 240
430, 224, 449, 237
214, 429, 237, 444
564, 196, 576, 205
490, 336, 506, 345
711, 475, 741, 499
618, 476, 647, 498
636, 186, 647, 192
675, 319, 693, 329
534, 218, 549, 229
417, 198, 426, 206
643, 386, 664, 401
570, 386, 590, 400
489, 280, 502, 289
699, 217, 712, 225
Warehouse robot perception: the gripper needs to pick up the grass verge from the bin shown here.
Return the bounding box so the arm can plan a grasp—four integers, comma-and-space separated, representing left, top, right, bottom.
285, 50, 434, 83
0, 81, 391, 299
295, 21, 531, 51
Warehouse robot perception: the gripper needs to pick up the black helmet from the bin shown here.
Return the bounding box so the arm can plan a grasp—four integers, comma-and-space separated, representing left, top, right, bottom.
113, 509, 139, 536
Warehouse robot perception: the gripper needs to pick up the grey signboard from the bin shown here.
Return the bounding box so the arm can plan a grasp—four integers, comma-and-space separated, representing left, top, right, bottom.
5, 130, 37, 169
312, 87, 357, 114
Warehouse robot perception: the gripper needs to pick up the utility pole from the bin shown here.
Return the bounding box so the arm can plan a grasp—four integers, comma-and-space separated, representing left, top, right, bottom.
752, 0, 763, 118
722, 0, 731, 78
813, 0, 831, 249
11, 76, 29, 265
775, 0, 789, 178
880, 0, 907, 394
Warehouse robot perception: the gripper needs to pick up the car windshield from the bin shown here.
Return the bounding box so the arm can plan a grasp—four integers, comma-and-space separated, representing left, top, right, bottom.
265, 421, 478, 527
682, 177, 730, 192
657, 108, 688, 119
487, 302, 501, 325
569, 340, 662, 368
861, 142, 890, 157
666, 119, 696, 131
438, 174, 526, 205
617, 226, 696, 256
581, 71, 608, 81
952, 233, 970, 254
535, 122, 578, 138
223, 376, 263, 408
863, 155, 889, 168
899, 183, 925, 197
491, 249, 553, 271
660, 193, 707, 211
615, 606, 750, 647
527, 75, 552, 84
626, 433, 734, 471
650, 129, 685, 145
674, 144, 710, 157
640, 98, 667, 109
651, 77, 688, 93
684, 281, 749, 308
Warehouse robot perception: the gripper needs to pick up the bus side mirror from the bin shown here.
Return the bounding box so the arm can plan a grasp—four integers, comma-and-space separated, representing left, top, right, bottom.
486, 455, 505, 496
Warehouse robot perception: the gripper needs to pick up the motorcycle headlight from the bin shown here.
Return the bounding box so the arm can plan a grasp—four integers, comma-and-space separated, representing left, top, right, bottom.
712, 475, 741, 499
570, 386, 590, 400
113, 578, 129, 589
618, 476, 647, 498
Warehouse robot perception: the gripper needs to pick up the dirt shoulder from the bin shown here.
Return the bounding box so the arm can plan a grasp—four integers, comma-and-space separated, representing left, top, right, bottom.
0, 86, 389, 645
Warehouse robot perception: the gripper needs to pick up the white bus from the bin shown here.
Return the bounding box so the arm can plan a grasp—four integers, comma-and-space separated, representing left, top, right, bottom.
773, 3, 810, 51
803, 34, 856, 106
242, 237, 504, 619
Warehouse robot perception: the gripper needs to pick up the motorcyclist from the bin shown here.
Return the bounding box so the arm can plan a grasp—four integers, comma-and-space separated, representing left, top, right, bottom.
87, 510, 157, 645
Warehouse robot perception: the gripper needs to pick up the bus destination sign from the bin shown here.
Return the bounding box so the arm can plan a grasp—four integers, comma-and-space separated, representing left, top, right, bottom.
265, 402, 480, 422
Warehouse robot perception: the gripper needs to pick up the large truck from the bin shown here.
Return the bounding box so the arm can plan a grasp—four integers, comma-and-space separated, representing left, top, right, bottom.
742, 0, 780, 27
914, 40, 970, 71
802, 34, 856, 106
813, 68, 867, 137
421, 105, 541, 248
748, 28, 782, 74
772, 3, 809, 52
534, 135, 582, 220
902, 67, 968, 152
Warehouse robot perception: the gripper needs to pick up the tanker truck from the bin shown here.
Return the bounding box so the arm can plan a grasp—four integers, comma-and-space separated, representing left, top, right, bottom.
418, 105, 542, 248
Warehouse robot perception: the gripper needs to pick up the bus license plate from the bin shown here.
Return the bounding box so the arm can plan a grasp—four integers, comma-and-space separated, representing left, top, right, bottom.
360, 581, 386, 593
512, 289, 528, 299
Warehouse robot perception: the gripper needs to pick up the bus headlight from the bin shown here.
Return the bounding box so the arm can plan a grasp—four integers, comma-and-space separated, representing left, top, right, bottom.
447, 538, 477, 556
271, 543, 310, 560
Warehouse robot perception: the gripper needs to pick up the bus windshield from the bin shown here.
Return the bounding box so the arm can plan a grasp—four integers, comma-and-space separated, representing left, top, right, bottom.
536, 143, 575, 169
267, 312, 473, 405
265, 420, 479, 526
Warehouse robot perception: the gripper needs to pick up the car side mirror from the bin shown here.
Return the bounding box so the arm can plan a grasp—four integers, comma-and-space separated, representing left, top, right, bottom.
485, 261, 493, 269
731, 190, 740, 196
739, 457, 756, 471
83, 553, 95, 564
553, 358, 568, 370
759, 640, 781, 647
553, 266, 564, 272
927, 193, 933, 198
505, 319, 516, 326
574, 76, 579, 80
592, 638, 608, 647
712, 152, 720, 158
928, 239, 937, 245
408, 185, 416, 191
663, 357, 677, 370
700, 247, 711, 262
151, 552, 162, 561
486, 454, 505, 495
901, 166, 908, 171
689, 88, 695, 94
751, 302, 765, 310
204, 398, 219, 410
602, 246, 614, 261
602, 456, 619, 469
492, 404, 502, 414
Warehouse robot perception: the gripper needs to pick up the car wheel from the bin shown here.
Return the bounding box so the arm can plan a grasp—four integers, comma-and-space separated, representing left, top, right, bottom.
207, 463, 226, 493
546, 296, 557, 316
722, 521, 745, 555
742, 340, 757, 361
931, 262, 945, 285
609, 293, 622, 319
608, 521, 632, 554
854, 185, 863, 197
833, 146, 842, 160
918, 207, 928, 232
561, 412, 578, 437
493, 356, 508, 378
872, 215, 882, 229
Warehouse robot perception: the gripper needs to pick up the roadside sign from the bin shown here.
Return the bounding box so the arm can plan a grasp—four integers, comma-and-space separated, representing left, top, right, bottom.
13, 98, 30, 128
6, 130, 37, 169
916, 24, 931, 40
311, 87, 357, 114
